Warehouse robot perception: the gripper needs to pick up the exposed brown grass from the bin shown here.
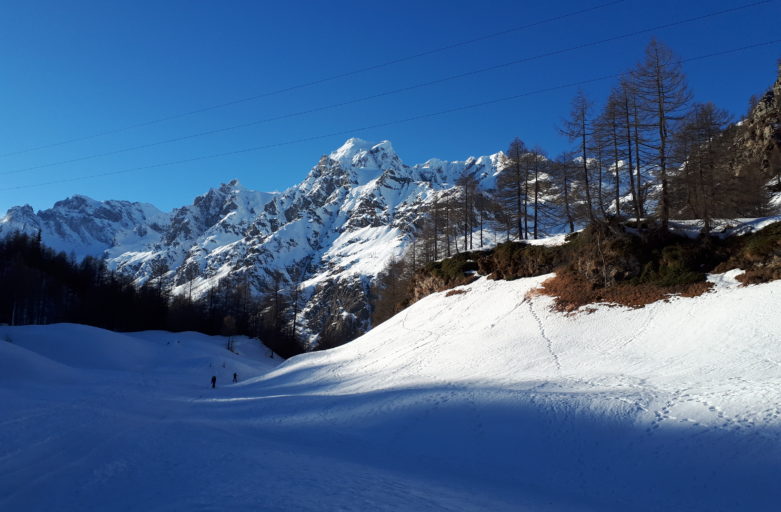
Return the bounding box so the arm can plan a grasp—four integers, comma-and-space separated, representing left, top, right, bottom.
735, 267, 781, 285
445, 289, 469, 297
385, 220, 780, 318
540, 271, 713, 313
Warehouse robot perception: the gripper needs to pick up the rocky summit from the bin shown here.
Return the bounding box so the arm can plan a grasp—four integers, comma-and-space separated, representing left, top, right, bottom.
0, 139, 505, 345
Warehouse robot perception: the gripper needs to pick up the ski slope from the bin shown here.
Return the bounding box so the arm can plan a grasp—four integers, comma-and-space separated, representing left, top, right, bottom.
1, 273, 780, 511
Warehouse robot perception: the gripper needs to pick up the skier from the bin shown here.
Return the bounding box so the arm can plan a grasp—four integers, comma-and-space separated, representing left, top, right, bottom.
211, 375, 217, 388
232, 372, 238, 383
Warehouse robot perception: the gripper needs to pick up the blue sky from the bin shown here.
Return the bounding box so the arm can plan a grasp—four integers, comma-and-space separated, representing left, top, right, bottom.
1, 0, 779, 213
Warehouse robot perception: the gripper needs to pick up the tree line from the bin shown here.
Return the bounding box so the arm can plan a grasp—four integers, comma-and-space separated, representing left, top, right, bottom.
559, 38, 772, 235
412, 39, 775, 260
0, 232, 305, 357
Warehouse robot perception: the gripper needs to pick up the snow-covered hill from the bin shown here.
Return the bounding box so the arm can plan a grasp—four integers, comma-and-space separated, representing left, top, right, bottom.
1, 272, 779, 510
0, 138, 506, 344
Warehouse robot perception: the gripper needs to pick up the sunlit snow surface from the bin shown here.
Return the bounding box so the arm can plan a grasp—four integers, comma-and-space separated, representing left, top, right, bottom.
1, 273, 780, 511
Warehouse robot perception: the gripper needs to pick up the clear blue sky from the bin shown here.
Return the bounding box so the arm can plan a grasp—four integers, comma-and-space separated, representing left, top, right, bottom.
1, 0, 779, 213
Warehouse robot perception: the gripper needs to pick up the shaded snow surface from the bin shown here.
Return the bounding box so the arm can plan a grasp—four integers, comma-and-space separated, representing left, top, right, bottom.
1, 273, 781, 511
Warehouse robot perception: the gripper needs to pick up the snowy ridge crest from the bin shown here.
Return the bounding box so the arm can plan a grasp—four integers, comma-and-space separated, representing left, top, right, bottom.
0, 139, 506, 344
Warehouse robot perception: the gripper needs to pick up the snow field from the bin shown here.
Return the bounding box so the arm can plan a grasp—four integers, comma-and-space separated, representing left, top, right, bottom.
1, 272, 780, 510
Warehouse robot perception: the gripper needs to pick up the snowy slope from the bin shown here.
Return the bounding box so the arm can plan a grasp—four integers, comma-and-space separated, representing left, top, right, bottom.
251, 272, 781, 510
1, 274, 779, 511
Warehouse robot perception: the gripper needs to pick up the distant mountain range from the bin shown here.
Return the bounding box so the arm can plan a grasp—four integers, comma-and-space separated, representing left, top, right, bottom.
4, 64, 780, 345
1, 138, 506, 344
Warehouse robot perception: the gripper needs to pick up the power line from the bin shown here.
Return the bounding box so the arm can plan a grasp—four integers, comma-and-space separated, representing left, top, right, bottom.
4, 0, 774, 177
2, 38, 777, 193
0, 0, 626, 159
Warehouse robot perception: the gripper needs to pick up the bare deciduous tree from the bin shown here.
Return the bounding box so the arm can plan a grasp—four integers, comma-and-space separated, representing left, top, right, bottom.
631, 39, 692, 229
561, 91, 596, 222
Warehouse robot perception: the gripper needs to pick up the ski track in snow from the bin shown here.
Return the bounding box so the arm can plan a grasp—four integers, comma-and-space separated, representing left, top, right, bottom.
526, 297, 562, 374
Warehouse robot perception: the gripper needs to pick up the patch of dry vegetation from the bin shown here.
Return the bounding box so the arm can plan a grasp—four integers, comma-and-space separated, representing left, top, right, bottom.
373, 220, 781, 321
540, 272, 713, 312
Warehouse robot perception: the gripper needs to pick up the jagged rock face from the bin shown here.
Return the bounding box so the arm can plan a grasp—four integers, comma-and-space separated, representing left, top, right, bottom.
208, 139, 504, 345
0, 139, 505, 346
107, 179, 276, 281
731, 64, 781, 180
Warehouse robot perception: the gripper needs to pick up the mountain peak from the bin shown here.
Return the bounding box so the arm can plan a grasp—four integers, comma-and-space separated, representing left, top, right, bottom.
370, 140, 395, 154
326, 138, 401, 182
196, 180, 247, 202
52, 194, 100, 211
329, 137, 376, 164
220, 178, 244, 192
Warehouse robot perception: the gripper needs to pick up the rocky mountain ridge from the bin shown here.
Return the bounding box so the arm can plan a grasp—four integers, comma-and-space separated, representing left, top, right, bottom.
732, 62, 781, 191
0, 138, 506, 345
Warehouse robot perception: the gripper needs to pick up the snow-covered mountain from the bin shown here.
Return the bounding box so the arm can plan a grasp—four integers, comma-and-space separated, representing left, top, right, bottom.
0, 195, 169, 259
0, 138, 506, 344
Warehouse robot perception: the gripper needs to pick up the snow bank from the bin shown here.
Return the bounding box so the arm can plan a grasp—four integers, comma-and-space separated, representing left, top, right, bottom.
0, 338, 81, 384
0, 323, 164, 372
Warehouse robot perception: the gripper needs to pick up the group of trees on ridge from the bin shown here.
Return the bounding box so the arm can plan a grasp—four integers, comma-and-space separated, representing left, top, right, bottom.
0, 232, 305, 357
397, 40, 777, 268
371, 40, 780, 325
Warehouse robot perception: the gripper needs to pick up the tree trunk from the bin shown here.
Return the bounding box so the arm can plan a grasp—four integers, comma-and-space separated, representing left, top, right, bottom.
581, 125, 595, 222
624, 94, 641, 223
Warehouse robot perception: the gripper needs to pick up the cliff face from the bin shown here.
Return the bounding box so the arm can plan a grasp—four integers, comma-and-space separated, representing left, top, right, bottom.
731, 63, 781, 186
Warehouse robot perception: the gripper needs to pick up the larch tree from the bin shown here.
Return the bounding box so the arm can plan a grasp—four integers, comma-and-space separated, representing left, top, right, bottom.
430, 192, 441, 260
444, 192, 454, 256
287, 257, 311, 339
456, 170, 479, 251
149, 258, 169, 295
182, 260, 200, 302
597, 87, 626, 218
670, 103, 734, 233
497, 137, 529, 240
631, 38, 692, 229
549, 152, 579, 233
561, 91, 596, 222
528, 146, 548, 239
618, 77, 643, 223
628, 85, 649, 217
